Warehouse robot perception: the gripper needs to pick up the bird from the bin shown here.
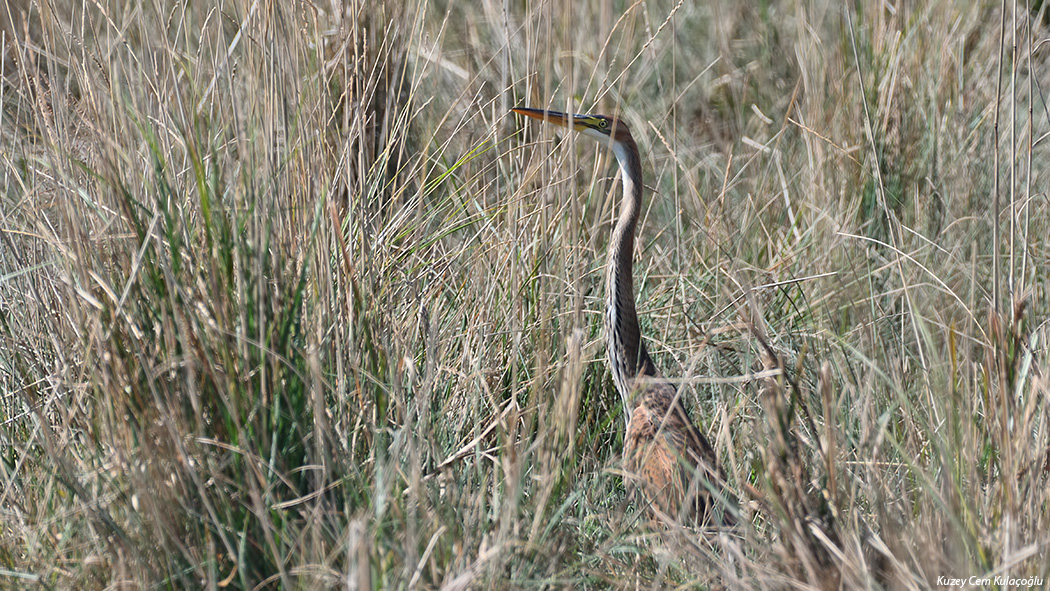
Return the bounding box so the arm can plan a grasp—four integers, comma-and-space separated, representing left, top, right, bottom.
512, 106, 734, 526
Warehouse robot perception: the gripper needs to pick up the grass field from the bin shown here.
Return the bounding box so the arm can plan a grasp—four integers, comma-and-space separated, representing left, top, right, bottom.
2, 0, 1049, 588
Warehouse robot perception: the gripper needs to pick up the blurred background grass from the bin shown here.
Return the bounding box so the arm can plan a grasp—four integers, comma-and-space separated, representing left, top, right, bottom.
1, 0, 1048, 588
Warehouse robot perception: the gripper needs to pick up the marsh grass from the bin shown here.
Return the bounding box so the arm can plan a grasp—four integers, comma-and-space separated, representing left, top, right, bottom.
2, 0, 1049, 588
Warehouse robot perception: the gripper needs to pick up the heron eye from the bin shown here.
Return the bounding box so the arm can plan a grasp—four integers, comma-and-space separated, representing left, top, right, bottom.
599, 119, 608, 128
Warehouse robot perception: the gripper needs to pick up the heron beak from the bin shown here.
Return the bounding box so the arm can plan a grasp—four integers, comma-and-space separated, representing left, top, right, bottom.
511, 107, 573, 129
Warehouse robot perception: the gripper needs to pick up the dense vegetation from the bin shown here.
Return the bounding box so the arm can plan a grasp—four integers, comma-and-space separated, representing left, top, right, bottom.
2, 1, 1048, 588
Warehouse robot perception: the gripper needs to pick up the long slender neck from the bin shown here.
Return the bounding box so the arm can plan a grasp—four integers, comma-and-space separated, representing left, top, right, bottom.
605, 135, 657, 419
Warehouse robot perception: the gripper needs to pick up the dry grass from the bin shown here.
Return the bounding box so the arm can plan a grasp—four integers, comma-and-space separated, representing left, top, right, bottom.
2, 0, 1049, 588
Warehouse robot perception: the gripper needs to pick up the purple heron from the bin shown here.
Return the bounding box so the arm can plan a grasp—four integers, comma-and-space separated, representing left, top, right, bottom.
513, 107, 734, 526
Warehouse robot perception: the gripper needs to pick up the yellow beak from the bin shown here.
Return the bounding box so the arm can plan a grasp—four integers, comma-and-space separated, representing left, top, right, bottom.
511, 107, 573, 129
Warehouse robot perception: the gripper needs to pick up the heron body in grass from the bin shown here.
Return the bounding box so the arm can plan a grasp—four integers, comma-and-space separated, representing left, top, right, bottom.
512, 107, 733, 525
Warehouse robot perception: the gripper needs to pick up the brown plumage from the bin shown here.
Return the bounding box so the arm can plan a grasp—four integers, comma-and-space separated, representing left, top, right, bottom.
512, 107, 734, 525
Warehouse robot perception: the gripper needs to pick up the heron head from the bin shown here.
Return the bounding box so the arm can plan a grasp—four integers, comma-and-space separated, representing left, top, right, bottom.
511, 107, 633, 147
